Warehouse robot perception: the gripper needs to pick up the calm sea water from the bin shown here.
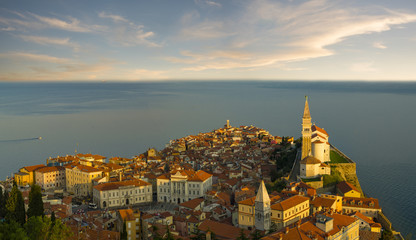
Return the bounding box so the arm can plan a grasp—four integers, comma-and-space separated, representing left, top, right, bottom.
0, 81, 415, 236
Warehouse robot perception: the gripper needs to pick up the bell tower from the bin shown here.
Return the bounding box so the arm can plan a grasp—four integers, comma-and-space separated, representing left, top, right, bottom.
302, 96, 312, 159
255, 180, 271, 231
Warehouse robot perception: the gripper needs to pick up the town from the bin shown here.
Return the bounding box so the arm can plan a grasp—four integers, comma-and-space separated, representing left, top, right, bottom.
0, 98, 399, 240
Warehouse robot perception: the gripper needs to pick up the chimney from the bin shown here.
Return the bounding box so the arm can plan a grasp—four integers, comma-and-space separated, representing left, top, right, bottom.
285, 227, 289, 234
119, 171, 122, 182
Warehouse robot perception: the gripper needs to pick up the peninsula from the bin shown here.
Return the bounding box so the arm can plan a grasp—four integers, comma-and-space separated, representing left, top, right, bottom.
0, 98, 401, 240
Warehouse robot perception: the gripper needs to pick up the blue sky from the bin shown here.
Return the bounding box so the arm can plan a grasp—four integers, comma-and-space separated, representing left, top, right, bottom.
1, 0, 416, 81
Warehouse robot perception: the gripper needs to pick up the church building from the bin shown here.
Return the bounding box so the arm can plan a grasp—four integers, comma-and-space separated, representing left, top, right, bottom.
300, 97, 331, 178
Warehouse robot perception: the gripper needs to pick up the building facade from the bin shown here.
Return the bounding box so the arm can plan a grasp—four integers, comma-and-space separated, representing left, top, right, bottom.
15, 164, 46, 186
157, 170, 212, 204
270, 195, 310, 229
117, 208, 141, 240
35, 166, 66, 191
93, 179, 152, 208
65, 163, 103, 197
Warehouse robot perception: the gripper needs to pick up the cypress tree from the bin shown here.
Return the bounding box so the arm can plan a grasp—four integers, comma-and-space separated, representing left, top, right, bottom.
27, 184, 44, 218
6, 184, 26, 225
51, 211, 56, 224
0, 188, 5, 218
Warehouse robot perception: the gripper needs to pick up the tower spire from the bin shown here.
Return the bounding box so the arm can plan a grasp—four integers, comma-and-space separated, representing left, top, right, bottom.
302, 97, 312, 159
303, 96, 311, 119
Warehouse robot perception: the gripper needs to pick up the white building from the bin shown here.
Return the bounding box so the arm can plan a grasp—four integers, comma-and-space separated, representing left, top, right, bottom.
93, 179, 152, 208
311, 125, 330, 163
157, 169, 213, 204
300, 156, 331, 178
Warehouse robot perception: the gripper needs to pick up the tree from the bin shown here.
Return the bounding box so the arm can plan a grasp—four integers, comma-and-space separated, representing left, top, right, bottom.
48, 218, 73, 240
51, 211, 56, 225
6, 184, 26, 225
27, 184, 44, 218
120, 221, 127, 240
24, 216, 50, 240
0, 220, 29, 240
0, 188, 7, 219
237, 229, 249, 240
250, 230, 263, 240
24, 216, 72, 240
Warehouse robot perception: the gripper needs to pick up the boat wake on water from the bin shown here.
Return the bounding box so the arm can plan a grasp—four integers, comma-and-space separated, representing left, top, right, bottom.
0, 137, 42, 143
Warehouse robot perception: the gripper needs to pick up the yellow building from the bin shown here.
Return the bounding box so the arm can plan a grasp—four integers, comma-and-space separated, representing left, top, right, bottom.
117, 208, 141, 240
65, 163, 103, 197
271, 195, 310, 229
336, 181, 362, 198
238, 197, 256, 229
15, 164, 46, 186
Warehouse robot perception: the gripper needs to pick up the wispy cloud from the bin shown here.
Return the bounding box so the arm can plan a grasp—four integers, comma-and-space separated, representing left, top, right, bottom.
195, 0, 222, 8
29, 13, 91, 32
172, 0, 416, 72
98, 12, 128, 23
373, 42, 387, 49
0, 52, 71, 64
98, 11, 161, 47
18, 35, 80, 51
0, 11, 105, 33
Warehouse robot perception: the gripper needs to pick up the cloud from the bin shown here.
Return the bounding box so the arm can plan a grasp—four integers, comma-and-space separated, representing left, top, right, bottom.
98, 12, 161, 47
0, 52, 71, 64
373, 42, 387, 49
29, 13, 92, 32
18, 35, 80, 51
180, 11, 233, 40
171, 0, 416, 71
98, 12, 128, 23
350, 62, 377, 72
0, 11, 105, 33
194, 0, 222, 8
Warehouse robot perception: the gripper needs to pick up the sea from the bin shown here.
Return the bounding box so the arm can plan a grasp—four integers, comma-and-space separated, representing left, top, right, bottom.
0, 81, 415, 236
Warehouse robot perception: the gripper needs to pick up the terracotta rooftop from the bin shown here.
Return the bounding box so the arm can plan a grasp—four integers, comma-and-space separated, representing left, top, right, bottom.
198, 219, 249, 239
262, 213, 358, 240
271, 195, 309, 211
94, 179, 151, 191
300, 156, 321, 165
312, 125, 328, 136
337, 181, 360, 194
342, 197, 381, 209
180, 197, 204, 210
22, 164, 46, 172
36, 166, 65, 173
310, 197, 335, 208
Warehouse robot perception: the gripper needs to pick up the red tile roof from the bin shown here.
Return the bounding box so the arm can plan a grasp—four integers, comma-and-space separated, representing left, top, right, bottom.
271, 195, 309, 211
36, 166, 65, 173
22, 164, 46, 172
180, 198, 204, 210
198, 219, 248, 239
336, 181, 360, 194
94, 179, 151, 191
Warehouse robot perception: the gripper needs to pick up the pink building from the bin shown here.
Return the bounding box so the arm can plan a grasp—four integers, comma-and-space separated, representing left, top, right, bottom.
35, 166, 66, 190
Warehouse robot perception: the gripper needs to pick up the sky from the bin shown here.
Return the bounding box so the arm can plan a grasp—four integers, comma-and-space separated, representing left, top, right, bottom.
1, 0, 416, 81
